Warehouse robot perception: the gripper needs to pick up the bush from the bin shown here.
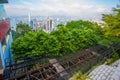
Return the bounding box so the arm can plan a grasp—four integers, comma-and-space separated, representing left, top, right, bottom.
69, 71, 92, 80
12, 20, 120, 59
12, 26, 98, 59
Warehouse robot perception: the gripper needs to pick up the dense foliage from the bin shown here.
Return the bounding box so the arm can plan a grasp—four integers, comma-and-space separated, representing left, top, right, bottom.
69, 71, 91, 80
51, 27, 97, 56
13, 22, 32, 40
12, 6, 120, 59
66, 20, 95, 29
102, 5, 120, 37
12, 20, 99, 59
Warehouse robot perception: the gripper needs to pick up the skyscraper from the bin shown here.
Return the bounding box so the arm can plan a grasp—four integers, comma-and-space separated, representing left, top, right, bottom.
30, 20, 34, 29
46, 17, 50, 31
10, 18, 17, 31
28, 13, 31, 26
34, 22, 41, 31
50, 19, 52, 31
46, 17, 53, 32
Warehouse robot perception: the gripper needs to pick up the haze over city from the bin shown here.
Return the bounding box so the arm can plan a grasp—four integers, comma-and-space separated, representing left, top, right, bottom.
4, 0, 120, 20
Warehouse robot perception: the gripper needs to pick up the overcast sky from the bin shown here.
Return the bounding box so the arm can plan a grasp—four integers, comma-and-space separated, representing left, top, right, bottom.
4, 0, 120, 20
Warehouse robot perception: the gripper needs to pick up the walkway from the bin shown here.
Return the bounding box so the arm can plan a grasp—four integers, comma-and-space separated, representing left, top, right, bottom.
88, 59, 120, 80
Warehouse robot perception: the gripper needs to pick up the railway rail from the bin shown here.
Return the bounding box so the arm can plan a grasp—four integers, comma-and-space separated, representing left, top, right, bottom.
3, 43, 120, 80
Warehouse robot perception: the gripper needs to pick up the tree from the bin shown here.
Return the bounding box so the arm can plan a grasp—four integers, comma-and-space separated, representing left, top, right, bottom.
66, 20, 95, 29
69, 71, 92, 80
13, 22, 32, 40
93, 22, 104, 35
12, 25, 98, 59
12, 30, 61, 59
51, 26, 98, 56
56, 24, 64, 28
65, 20, 102, 37
102, 5, 120, 37
51, 27, 76, 56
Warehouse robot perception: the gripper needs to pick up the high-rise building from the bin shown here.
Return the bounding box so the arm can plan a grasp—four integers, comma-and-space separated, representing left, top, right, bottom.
34, 22, 39, 31
50, 19, 52, 31
30, 20, 34, 29
10, 18, 17, 31
28, 13, 31, 27
46, 17, 53, 32
44, 23, 47, 32
46, 17, 50, 31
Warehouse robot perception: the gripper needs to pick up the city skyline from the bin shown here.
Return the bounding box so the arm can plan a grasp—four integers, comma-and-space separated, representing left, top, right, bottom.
4, 0, 120, 20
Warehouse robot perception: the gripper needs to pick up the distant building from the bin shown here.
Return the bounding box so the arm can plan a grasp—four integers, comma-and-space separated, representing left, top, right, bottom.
34, 22, 39, 31
45, 17, 53, 32
46, 17, 50, 32
0, 2, 12, 74
50, 19, 52, 31
43, 23, 47, 32
30, 20, 34, 29
28, 13, 31, 27
10, 18, 17, 31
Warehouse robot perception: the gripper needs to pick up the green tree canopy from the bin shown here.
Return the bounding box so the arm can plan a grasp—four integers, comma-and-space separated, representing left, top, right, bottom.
102, 5, 120, 37
66, 20, 95, 29
12, 24, 98, 59
13, 22, 32, 40
56, 24, 64, 28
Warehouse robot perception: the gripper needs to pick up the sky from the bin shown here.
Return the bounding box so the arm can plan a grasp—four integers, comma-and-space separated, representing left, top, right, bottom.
4, 0, 120, 20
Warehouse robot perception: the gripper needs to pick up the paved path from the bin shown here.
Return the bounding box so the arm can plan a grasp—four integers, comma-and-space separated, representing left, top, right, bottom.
88, 59, 120, 80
